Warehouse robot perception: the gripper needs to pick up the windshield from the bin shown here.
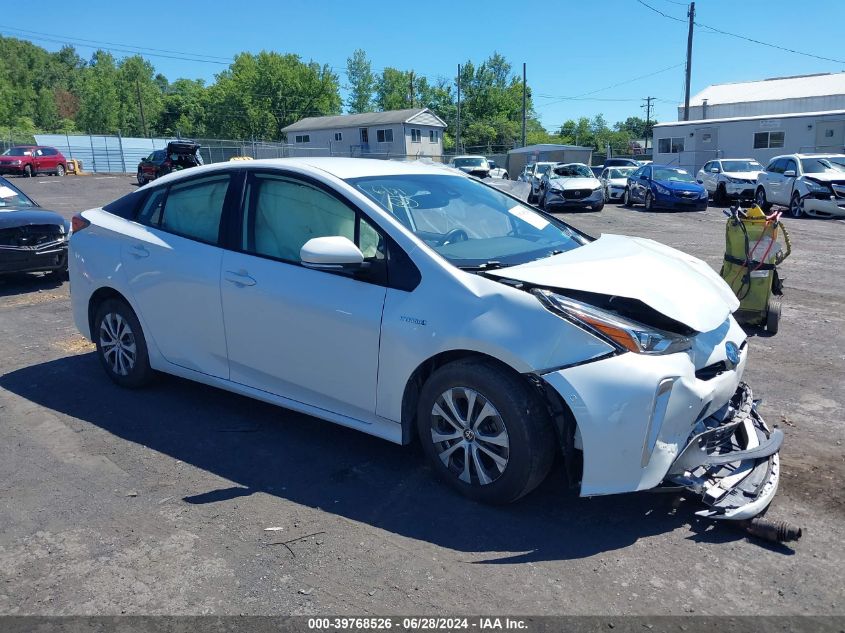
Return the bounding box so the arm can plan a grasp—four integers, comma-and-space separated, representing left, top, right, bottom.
348, 174, 586, 269
608, 167, 635, 179
550, 164, 593, 179
453, 157, 487, 168
0, 179, 36, 208
801, 157, 845, 174
535, 163, 552, 176
653, 168, 695, 183
1, 148, 34, 157
721, 160, 763, 172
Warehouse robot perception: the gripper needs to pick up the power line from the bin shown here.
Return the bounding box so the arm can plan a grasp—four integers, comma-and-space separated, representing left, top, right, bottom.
635, 0, 845, 65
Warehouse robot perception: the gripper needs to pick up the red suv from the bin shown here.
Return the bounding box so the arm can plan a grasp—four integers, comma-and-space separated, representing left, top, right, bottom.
0, 146, 68, 177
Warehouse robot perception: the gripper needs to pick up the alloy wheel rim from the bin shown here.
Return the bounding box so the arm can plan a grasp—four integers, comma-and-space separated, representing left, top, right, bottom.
430, 387, 510, 486
99, 312, 137, 376
791, 196, 804, 217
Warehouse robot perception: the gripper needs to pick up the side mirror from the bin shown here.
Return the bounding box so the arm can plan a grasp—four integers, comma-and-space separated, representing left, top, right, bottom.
300, 236, 364, 271
784, 170, 796, 177
710, 167, 720, 173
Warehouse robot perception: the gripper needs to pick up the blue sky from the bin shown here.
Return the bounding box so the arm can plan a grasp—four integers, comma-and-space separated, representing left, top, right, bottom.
2, 0, 843, 131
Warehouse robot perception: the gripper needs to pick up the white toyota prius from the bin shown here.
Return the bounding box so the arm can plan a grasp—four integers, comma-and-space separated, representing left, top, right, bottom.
69, 158, 781, 519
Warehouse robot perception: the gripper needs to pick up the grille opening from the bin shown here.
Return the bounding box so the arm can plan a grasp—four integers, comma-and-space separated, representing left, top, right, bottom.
0, 224, 64, 247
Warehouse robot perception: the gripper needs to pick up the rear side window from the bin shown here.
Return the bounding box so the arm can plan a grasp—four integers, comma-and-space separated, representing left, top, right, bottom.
159, 175, 230, 243
103, 190, 147, 219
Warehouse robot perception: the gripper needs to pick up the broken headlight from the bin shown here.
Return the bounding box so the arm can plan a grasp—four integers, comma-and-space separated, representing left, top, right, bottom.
534, 289, 692, 355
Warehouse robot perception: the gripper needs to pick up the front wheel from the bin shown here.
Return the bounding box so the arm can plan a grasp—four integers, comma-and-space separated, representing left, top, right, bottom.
789, 192, 805, 218
714, 184, 727, 206
23, 164, 32, 177
623, 188, 632, 207
416, 359, 556, 504
644, 191, 654, 212
591, 202, 604, 212
94, 299, 155, 388
755, 187, 772, 212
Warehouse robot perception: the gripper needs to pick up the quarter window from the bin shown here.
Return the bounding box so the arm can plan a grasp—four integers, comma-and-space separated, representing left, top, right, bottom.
754, 131, 785, 149
376, 129, 394, 143
158, 175, 230, 243
242, 174, 382, 264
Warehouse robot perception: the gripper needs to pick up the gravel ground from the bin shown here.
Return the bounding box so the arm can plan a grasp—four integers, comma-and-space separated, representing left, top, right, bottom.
0, 173, 843, 616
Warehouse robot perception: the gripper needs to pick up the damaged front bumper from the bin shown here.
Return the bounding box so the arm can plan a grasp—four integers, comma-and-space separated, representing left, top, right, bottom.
665, 383, 781, 521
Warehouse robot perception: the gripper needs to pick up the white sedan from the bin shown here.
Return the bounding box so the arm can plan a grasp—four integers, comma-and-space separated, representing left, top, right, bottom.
600, 165, 637, 202
68, 158, 781, 516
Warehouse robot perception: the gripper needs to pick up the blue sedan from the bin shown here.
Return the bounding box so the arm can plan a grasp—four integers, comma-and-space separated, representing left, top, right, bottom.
623, 164, 708, 211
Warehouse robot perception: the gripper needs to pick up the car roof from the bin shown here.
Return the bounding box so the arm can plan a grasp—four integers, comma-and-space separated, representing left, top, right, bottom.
452, 155, 485, 159
139, 157, 460, 188
714, 158, 758, 162
790, 153, 845, 159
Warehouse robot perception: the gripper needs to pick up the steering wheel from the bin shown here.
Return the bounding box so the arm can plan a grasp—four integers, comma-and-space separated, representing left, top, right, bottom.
441, 228, 469, 246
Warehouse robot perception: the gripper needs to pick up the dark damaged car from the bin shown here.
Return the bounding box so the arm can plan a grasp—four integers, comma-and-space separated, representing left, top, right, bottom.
0, 177, 69, 276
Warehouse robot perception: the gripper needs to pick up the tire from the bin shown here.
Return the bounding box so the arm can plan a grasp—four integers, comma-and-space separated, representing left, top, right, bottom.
416, 359, 556, 504
93, 298, 155, 388
591, 202, 604, 212
48, 267, 69, 282
714, 184, 727, 206
137, 170, 147, 186
56, 163, 65, 177
623, 188, 632, 207
755, 187, 772, 212
502, 173, 508, 180
23, 164, 32, 177
789, 192, 805, 218
766, 297, 782, 334
540, 191, 548, 211
644, 191, 654, 212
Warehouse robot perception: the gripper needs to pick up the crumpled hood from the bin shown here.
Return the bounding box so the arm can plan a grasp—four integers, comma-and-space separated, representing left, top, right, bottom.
803, 172, 845, 183
0, 208, 67, 230
549, 177, 601, 191
487, 234, 739, 332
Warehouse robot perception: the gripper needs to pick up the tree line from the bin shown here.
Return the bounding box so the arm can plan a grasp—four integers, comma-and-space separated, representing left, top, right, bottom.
0, 36, 652, 154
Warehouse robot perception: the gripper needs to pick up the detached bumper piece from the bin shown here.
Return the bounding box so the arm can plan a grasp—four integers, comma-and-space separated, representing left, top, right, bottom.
666, 383, 781, 521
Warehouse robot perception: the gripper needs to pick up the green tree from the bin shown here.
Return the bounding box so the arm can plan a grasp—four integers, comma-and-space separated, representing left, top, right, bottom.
159, 79, 209, 137
375, 67, 413, 111
345, 49, 375, 113
76, 51, 120, 133
116, 55, 164, 136
206, 51, 341, 140
34, 87, 59, 130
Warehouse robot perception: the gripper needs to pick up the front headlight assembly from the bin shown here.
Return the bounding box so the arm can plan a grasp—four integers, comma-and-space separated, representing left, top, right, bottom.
804, 179, 832, 196
653, 183, 671, 196
533, 290, 692, 355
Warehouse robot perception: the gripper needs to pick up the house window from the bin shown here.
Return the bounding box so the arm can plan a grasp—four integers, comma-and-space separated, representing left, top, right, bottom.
429, 130, 437, 142
334, 132, 343, 142
657, 137, 685, 153
410, 129, 421, 143
376, 129, 394, 143
360, 128, 369, 144
294, 134, 310, 144
753, 131, 785, 149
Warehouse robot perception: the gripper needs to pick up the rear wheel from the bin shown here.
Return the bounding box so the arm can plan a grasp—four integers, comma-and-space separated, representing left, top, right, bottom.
766, 297, 782, 334
789, 192, 805, 218
591, 202, 604, 212
93, 299, 154, 388
755, 187, 772, 212
137, 169, 147, 186
416, 359, 556, 504
56, 163, 65, 177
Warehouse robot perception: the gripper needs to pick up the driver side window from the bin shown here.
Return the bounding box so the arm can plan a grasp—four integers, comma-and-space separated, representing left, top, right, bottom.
242, 173, 382, 263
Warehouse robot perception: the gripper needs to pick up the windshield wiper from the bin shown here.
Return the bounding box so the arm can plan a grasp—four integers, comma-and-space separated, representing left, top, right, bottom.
458, 260, 504, 271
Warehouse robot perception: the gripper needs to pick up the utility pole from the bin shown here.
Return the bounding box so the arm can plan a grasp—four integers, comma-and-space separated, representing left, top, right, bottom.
521, 63, 527, 148
641, 96, 654, 154
456, 64, 461, 154
683, 1, 695, 121
409, 71, 415, 107
135, 79, 148, 137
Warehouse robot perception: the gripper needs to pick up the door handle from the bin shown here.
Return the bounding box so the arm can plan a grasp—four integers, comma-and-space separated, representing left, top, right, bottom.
224, 270, 256, 287
129, 244, 149, 259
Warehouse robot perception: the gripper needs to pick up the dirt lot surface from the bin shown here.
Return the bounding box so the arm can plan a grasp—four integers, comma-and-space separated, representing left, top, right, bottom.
1, 173, 843, 616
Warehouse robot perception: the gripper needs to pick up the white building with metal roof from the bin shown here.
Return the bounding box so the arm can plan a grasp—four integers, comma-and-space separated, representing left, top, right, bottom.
280, 108, 447, 159
680, 72, 845, 121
